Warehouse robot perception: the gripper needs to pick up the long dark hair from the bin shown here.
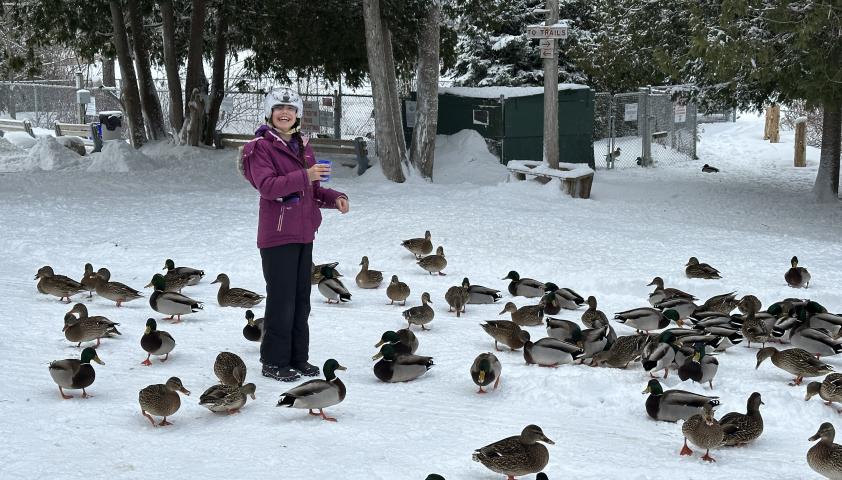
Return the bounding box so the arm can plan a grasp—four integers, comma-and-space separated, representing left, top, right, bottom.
268, 115, 306, 166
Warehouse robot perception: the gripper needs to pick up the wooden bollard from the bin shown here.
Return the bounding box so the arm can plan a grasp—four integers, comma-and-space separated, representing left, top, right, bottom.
794, 117, 807, 167
768, 104, 780, 143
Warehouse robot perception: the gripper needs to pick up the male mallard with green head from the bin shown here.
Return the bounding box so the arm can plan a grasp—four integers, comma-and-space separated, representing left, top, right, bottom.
685, 257, 722, 279
375, 329, 419, 355
212, 273, 265, 308
242, 309, 264, 342
643, 378, 719, 422
785, 255, 811, 288
139, 376, 190, 427
35, 265, 85, 302
677, 341, 719, 389
401, 230, 433, 259
680, 403, 723, 462
311, 261, 340, 285
471, 352, 501, 393
462, 277, 502, 304
373, 345, 433, 383
502, 271, 545, 298
472, 424, 554, 479
386, 275, 410, 305
140, 318, 175, 365
277, 359, 347, 421
149, 273, 202, 323
318, 265, 351, 303
756, 346, 833, 385
49, 347, 104, 399
808, 422, 842, 480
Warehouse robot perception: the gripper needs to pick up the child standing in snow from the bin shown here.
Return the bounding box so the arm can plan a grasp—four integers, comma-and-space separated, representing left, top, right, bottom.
242, 87, 349, 382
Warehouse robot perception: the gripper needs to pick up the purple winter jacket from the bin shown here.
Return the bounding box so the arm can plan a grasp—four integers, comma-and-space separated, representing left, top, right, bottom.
243, 125, 346, 249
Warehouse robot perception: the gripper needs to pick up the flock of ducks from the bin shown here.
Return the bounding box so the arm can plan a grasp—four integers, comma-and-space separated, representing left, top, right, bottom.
34, 239, 842, 478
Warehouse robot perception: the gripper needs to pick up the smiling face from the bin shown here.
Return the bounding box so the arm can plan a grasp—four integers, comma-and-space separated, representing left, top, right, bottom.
270, 104, 298, 132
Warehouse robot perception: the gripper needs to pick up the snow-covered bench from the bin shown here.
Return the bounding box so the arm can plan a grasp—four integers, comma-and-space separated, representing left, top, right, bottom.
54, 122, 103, 153
506, 160, 595, 199
216, 131, 370, 174
0, 118, 35, 138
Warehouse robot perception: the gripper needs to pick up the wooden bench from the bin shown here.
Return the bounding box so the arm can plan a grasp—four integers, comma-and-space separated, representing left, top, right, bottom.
55, 122, 103, 152
216, 131, 370, 175
506, 160, 595, 199
0, 118, 35, 138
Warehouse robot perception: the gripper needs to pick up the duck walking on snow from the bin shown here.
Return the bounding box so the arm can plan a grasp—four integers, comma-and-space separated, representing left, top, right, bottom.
318, 265, 351, 303
418, 246, 447, 275
807, 423, 842, 480
719, 392, 764, 446
680, 403, 723, 462
149, 274, 202, 322
471, 352, 501, 393
806, 374, 842, 413
35, 266, 85, 302
48, 347, 104, 399
139, 376, 190, 427
356, 256, 383, 289
277, 359, 347, 421
472, 424, 554, 479
401, 230, 433, 259
212, 273, 265, 308
386, 275, 410, 305
785, 255, 811, 288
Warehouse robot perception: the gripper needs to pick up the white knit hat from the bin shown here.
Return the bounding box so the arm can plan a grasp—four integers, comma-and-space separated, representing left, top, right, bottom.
264, 87, 304, 120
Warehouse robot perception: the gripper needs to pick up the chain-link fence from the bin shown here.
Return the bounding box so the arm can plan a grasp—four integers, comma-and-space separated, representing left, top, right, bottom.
593, 89, 697, 170
698, 108, 736, 123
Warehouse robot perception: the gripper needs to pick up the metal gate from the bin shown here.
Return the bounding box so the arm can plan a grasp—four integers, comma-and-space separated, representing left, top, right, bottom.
593, 88, 697, 170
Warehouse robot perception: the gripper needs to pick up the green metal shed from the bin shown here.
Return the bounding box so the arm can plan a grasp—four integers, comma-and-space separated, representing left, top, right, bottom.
431, 85, 593, 165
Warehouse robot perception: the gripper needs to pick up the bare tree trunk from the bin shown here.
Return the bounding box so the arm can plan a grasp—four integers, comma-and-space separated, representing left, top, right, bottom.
410, 0, 440, 181
204, 4, 228, 145
127, 0, 166, 140
813, 101, 841, 202
159, 0, 183, 132
101, 55, 116, 87
184, 0, 207, 119
108, 0, 145, 147
362, 0, 406, 183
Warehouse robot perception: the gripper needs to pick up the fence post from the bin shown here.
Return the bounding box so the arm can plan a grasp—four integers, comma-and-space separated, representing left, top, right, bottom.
8, 83, 16, 119
34, 85, 40, 126
764, 103, 780, 142
638, 87, 651, 167
75, 71, 85, 123
333, 88, 341, 139
794, 117, 807, 167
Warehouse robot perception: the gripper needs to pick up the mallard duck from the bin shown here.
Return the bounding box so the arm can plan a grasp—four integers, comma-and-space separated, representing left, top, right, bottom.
212, 273, 264, 308
471, 352, 501, 393
140, 318, 175, 365
318, 265, 351, 303
582, 296, 609, 328
702, 164, 720, 173
642, 378, 720, 422
614, 307, 678, 332
654, 298, 698, 326
35, 265, 85, 302
462, 277, 502, 304
685, 257, 722, 280
480, 321, 530, 351
418, 246, 447, 275
149, 274, 202, 323
677, 342, 719, 389
641, 331, 677, 378
445, 284, 469, 317
737, 295, 763, 315
680, 403, 724, 462
67, 303, 121, 337
63, 312, 120, 347
741, 309, 771, 348
48, 347, 104, 399
697, 325, 744, 351
790, 321, 842, 358
375, 329, 419, 355
472, 424, 554, 479
806, 374, 842, 413
373, 344, 433, 383
499, 301, 544, 327
786, 255, 811, 288
311, 261, 340, 285
756, 346, 833, 385
92, 269, 143, 306
356, 256, 383, 289
199, 382, 256, 414
719, 392, 764, 446
502, 271, 545, 298
94, 267, 111, 282
214, 352, 247, 386
539, 290, 562, 315
386, 275, 410, 305
403, 292, 433, 330
242, 309, 264, 342
79, 263, 97, 298
163, 258, 204, 286
545, 317, 582, 341
647, 276, 697, 305
808, 423, 842, 479
426, 475, 445, 480
700, 292, 738, 314
139, 376, 190, 427
543, 283, 584, 310
145, 270, 189, 293
401, 230, 433, 259
808, 313, 842, 338
592, 334, 647, 368
523, 337, 584, 367
277, 359, 347, 421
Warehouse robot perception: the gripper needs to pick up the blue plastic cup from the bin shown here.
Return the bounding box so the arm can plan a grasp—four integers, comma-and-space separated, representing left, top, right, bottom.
317, 159, 331, 182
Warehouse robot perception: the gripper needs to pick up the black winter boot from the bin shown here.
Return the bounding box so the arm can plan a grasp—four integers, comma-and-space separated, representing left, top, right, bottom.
292, 361, 320, 377
262, 364, 301, 382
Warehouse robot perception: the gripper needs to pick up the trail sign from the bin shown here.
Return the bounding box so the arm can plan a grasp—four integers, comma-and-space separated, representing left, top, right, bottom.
526, 24, 568, 39
539, 39, 554, 59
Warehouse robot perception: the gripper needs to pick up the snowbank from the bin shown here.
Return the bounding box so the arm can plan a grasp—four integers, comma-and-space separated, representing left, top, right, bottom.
2, 131, 38, 149
87, 140, 162, 172
21, 135, 85, 171
432, 129, 508, 185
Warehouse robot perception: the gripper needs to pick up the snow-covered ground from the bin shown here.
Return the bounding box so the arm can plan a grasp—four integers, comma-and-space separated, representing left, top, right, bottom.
1, 114, 841, 479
